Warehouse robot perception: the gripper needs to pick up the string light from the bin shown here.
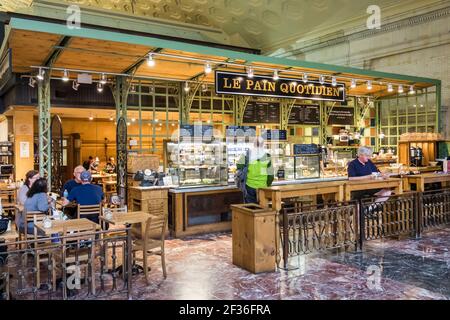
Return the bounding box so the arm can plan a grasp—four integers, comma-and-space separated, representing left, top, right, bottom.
62, 69, 69, 82
204, 63, 212, 74
273, 70, 279, 81
147, 53, 155, 67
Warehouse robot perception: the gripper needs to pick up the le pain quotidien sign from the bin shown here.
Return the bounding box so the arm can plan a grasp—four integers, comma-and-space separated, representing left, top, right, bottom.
215, 71, 346, 102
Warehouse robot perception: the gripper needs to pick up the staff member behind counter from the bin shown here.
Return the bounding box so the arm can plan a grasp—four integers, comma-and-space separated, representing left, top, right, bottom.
347, 146, 392, 201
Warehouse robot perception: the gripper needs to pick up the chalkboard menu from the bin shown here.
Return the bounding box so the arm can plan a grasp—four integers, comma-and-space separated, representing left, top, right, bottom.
289, 104, 320, 125
262, 129, 287, 141
327, 107, 355, 126
226, 126, 257, 137
243, 101, 280, 124
294, 144, 319, 155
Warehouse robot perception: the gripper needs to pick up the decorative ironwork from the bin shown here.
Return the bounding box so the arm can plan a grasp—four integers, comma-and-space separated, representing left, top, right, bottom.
50, 115, 63, 193
38, 72, 52, 185
359, 193, 418, 242
0, 229, 132, 300
420, 188, 450, 232
279, 201, 359, 269
116, 117, 128, 206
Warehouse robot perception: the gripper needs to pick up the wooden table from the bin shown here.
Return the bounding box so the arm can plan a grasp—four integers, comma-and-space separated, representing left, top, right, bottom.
99, 211, 151, 226
0, 229, 18, 242
258, 181, 345, 213
34, 218, 100, 236
403, 173, 450, 192
344, 178, 403, 201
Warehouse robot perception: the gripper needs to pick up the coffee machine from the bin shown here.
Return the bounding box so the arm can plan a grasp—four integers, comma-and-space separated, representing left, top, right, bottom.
410, 146, 423, 167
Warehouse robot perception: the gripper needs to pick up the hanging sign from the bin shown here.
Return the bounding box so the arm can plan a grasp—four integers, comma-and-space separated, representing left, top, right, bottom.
215, 71, 345, 102
242, 101, 280, 124
327, 107, 355, 126
289, 104, 321, 125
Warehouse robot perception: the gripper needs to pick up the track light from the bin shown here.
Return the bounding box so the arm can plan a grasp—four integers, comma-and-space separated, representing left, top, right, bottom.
387, 83, 393, 92
302, 73, 308, 83
89, 115, 94, 121
100, 73, 107, 85
350, 79, 356, 88
409, 85, 415, 95
331, 77, 337, 87
62, 69, 69, 82
367, 80, 372, 90
273, 70, 279, 81
110, 116, 114, 121
204, 63, 212, 74
319, 75, 325, 85
398, 85, 404, 93
130, 84, 136, 93
184, 82, 190, 92
147, 53, 155, 67
97, 82, 103, 93
72, 80, 80, 91
28, 77, 36, 88
37, 68, 45, 80
247, 66, 254, 78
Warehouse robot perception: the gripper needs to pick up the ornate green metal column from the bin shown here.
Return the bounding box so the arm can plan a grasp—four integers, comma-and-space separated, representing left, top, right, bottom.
180, 82, 202, 124
233, 96, 250, 126
38, 72, 51, 186
280, 99, 296, 130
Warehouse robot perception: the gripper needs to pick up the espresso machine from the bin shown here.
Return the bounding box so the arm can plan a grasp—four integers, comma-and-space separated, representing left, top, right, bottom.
410, 146, 423, 167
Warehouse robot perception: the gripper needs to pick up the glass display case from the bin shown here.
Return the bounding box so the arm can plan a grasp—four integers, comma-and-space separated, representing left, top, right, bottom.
165, 140, 228, 188
294, 155, 321, 180
272, 155, 295, 181
323, 149, 354, 177
226, 141, 253, 183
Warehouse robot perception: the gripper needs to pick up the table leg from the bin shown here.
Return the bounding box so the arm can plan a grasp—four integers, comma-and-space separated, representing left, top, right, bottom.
258, 190, 268, 208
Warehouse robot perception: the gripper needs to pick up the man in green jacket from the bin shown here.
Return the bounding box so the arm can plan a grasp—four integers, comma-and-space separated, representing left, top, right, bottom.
237, 136, 274, 203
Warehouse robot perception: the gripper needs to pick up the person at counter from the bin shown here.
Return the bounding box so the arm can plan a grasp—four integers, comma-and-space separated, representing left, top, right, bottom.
62, 170, 104, 223
348, 146, 392, 200
237, 136, 274, 203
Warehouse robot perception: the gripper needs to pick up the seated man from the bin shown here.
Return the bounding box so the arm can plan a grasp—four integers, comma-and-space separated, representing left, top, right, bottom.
63, 170, 104, 223
61, 165, 85, 196
347, 146, 392, 201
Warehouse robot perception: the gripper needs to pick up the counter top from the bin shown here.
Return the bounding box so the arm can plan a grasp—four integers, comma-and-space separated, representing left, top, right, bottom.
129, 185, 174, 191
169, 185, 239, 194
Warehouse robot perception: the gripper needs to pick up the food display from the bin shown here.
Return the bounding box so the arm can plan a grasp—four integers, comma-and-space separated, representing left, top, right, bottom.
165, 141, 228, 187
294, 155, 320, 180
226, 141, 254, 183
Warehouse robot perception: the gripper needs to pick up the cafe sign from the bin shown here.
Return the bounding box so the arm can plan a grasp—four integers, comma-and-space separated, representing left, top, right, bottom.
215, 71, 346, 102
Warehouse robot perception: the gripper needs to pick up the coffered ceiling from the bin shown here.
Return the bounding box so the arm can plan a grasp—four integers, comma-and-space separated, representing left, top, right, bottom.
0, 0, 442, 53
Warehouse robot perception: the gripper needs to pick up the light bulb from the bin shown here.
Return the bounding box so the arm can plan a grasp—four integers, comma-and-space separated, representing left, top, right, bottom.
302, 73, 308, 83
398, 85, 404, 93
247, 66, 254, 78
319, 75, 325, 84
97, 83, 103, 93
147, 53, 155, 67
409, 85, 415, 95
273, 70, 279, 81
204, 63, 212, 74
89, 115, 94, 121
184, 82, 190, 92
62, 69, 69, 82
387, 83, 393, 92
367, 80, 372, 90
331, 77, 337, 87
350, 79, 356, 88
37, 68, 45, 80
100, 73, 107, 85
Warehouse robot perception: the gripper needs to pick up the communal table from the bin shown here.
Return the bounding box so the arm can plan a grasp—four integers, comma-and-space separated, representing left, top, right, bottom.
258, 180, 345, 213
0, 229, 18, 242
403, 172, 450, 192
343, 177, 403, 201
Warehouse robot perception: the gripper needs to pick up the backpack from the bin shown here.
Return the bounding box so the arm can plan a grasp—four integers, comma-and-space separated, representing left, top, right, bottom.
234, 150, 250, 199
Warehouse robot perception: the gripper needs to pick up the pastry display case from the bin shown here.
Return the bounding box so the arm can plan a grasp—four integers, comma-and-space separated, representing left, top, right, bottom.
294, 155, 321, 180
165, 140, 228, 188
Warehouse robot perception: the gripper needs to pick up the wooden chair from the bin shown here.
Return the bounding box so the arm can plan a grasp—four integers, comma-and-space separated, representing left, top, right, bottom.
0, 188, 17, 218
102, 180, 117, 204
77, 204, 102, 222
131, 212, 168, 283
55, 224, 97, 299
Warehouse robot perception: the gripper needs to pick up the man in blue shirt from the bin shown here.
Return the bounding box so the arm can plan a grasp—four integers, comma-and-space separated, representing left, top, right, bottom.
347, 146, 392, 200
61, 165, 85, 196
63, 170, 104, 223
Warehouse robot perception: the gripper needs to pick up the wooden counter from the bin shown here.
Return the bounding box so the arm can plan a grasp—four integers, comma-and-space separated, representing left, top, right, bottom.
258, 181, 345, 213
344, 178, 403, 201
403, 173, 450, 192
169, 186, 242, 237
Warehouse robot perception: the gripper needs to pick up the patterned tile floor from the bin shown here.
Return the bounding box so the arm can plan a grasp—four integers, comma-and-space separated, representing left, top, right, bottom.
127, 227, 450, 300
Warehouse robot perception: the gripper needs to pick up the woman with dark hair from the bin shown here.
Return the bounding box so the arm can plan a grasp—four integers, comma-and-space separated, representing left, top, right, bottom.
17, 170, 40, 206
19, 178, 50, 234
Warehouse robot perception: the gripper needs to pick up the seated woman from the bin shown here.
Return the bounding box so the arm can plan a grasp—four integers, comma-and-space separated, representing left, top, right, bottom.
19, 178, 51, 235
17, 170, 40, 206
347, 146, 392, 202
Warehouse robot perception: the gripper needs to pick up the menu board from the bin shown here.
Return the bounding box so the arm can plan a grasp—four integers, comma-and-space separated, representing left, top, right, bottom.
180, 124, 213, 138
289, 104, 320, 125
327, 107, 355, 126
262, 129, 287, 141
294, 144, 319, 155
243, 101, 280, 124
226, 126, 257, 137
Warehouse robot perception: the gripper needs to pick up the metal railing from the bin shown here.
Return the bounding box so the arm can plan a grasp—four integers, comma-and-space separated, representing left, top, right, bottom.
0, 228, 132, 300
280, 201, 359, 269
419, 188, 450, 233
359, 192, 419, 243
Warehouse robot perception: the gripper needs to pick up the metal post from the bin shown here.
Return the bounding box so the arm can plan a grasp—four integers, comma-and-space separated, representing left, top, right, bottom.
38, 73, 52, 186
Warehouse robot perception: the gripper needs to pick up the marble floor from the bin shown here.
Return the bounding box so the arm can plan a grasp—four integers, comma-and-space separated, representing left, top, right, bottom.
125, 227, 450, 300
